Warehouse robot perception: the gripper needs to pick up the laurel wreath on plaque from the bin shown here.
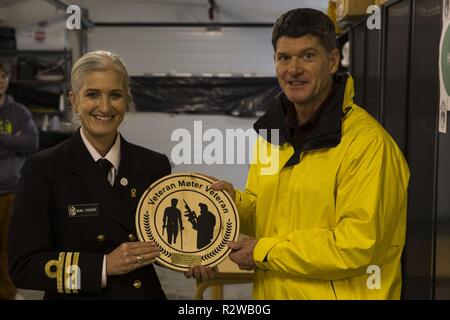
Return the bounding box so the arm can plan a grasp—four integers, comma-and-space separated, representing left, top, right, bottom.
144, 213, 171, 258
201, 219, 233, 261
144, 212, 233, 261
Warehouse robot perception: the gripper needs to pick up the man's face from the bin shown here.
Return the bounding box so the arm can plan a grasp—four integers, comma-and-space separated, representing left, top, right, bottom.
70, 67, 126, 141
0, 70, 9, 96
274, 35, 339, 108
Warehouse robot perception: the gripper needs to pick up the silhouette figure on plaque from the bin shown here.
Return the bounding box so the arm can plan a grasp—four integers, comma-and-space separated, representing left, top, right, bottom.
183, 201, 216, 249
162, 199, 184, 247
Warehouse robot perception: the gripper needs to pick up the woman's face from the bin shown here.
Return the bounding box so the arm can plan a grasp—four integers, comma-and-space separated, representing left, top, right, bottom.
71, 67, 127, 141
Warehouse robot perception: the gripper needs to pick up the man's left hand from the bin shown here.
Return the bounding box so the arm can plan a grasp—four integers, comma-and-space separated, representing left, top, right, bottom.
228, 238, 257, 271
184, 266, 218, 281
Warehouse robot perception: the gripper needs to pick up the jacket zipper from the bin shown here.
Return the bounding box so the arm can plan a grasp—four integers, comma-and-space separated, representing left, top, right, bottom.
330, 280, 338, 300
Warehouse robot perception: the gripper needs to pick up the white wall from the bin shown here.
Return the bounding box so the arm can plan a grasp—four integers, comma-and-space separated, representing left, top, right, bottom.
120, 112, 256, 189
1, 0, 328, 73
88, 26, 275, 75
85, 0, 328, 74
1, 0, 328, 27
76, 0, 328, 23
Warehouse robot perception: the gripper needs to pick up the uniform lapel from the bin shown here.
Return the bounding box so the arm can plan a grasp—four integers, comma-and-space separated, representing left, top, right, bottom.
113, 137, 147, 233
63, 129, 99, 201
63, 130, 143, 233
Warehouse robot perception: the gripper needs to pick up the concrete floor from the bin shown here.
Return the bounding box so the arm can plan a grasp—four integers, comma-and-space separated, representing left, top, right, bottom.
16, 264, 253, 300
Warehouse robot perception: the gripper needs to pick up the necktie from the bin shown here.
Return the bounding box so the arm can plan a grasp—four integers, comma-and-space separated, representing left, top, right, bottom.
97, 158, 112, 184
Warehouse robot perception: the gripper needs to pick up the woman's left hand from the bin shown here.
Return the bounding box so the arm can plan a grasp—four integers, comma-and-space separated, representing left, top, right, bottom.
106, 241, 160, 276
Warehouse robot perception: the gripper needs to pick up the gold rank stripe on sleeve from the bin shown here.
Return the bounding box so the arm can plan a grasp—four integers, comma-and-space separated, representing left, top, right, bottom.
64, 252, 73, 294
44, 252, 81, 294
71, 252, 80, 293
64, 251, 81, 294
57, 252, 65, 293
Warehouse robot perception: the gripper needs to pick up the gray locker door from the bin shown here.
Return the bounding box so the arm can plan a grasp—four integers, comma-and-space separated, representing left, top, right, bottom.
404, 0, 441, 299
365, 26, 381, 121
350, 21, 366, 107
381, 0, 411, 154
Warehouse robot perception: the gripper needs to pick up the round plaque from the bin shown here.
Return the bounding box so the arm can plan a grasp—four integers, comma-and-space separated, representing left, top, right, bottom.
135, 173, 239, 271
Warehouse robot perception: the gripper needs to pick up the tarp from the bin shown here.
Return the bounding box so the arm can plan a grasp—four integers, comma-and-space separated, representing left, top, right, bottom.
130, 76, 280, 117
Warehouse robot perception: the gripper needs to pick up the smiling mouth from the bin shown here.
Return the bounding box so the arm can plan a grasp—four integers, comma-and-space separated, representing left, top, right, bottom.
288, 80, 308, 86
92, 114, 115, 121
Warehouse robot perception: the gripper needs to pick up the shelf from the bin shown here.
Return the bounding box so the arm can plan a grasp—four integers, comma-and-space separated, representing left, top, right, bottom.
0, 49, 68, 55
31, 110, 66, 115
1, 49, 72, 124
10, 80, 67, 85
28, 105, 67, 114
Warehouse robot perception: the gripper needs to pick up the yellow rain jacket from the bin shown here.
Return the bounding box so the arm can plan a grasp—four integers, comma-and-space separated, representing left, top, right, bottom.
235, 74, 409, 300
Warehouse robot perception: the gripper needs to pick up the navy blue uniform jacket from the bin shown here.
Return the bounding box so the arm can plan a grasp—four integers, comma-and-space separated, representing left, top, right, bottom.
8, 129, 171, 299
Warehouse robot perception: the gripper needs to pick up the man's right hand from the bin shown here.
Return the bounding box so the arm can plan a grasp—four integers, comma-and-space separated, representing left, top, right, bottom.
210, 180, 236, 201
196, 173, 236, 201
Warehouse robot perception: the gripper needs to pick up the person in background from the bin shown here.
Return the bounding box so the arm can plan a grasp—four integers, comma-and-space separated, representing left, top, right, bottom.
8, 51, 170, 299
0, 62, 38, 300
209, 8, 409, 299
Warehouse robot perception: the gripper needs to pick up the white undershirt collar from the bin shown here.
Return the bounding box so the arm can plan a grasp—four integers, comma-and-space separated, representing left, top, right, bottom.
80, 127, 121, 173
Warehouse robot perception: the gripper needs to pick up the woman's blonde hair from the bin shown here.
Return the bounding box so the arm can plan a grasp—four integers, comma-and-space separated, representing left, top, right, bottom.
71, 50, 134, 109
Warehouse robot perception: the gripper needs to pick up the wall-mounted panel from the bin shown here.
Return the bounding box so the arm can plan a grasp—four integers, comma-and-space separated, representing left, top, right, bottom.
434, 0, 450, 298
436, 123, 450, 299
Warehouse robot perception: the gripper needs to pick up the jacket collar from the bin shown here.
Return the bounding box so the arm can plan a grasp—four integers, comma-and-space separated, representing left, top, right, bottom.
67, 128, 144, 179
64, 128, 145, 232
80, 127, 121, 172
253, 73, 354, 167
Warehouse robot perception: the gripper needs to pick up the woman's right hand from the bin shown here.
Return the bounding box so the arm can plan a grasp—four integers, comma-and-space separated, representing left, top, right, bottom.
106, 241, 160, 276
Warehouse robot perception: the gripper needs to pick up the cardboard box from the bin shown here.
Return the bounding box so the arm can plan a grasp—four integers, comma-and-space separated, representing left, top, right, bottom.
336, 0, 378, 21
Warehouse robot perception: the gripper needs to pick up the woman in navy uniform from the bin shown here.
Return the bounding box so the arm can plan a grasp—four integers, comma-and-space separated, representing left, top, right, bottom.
8, 50, 170, 299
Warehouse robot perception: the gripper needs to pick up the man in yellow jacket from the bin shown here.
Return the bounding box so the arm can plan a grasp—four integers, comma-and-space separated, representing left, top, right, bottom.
211, 8, 409, 299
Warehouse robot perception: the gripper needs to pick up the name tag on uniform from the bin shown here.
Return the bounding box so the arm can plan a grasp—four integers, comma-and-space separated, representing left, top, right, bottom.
68, 203, 99, 218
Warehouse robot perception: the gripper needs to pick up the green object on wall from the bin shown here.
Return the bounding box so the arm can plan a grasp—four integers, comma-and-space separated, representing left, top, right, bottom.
441, 23, 450, 96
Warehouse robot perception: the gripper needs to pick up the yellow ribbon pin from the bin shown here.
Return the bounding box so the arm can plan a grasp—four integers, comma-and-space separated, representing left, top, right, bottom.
131, 188, 137, 198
